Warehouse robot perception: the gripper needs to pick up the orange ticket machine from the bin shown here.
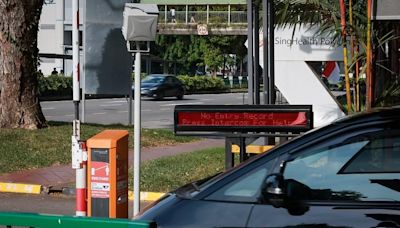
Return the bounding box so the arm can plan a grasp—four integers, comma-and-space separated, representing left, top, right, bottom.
86, 130, 129, 218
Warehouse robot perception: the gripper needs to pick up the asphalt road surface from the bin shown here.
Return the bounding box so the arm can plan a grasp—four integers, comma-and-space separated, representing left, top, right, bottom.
0, 193, 149, 218
41, 93, 249, 129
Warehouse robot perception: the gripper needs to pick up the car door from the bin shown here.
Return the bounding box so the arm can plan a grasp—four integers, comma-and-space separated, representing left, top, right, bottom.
176, 157, 277, 227
163, 76, 175, 97
248, 122, 400, 227
170, 76, 183, 96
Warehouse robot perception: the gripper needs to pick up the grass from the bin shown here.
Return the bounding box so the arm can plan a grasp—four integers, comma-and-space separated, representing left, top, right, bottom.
137, 147, 225, 192
0, 121, 197, 174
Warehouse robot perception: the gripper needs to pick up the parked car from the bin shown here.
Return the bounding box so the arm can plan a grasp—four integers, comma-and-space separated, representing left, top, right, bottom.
132, 74, 185, 100
137, 107, 400, 227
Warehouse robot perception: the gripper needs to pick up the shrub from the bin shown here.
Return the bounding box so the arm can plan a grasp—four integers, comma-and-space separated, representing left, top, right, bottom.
38, 75, 72, 97
177, 75, 228, 93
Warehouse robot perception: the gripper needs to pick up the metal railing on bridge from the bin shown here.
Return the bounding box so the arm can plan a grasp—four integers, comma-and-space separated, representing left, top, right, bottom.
0, 212, 156, 228
158, 10, 247, 25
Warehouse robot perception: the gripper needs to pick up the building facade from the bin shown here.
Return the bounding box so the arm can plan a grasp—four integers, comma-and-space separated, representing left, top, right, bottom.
38, 0, 83, 76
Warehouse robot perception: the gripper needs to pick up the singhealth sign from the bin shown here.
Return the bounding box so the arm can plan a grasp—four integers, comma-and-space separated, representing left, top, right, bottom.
262, 26, 343, 62
274, 36, 340, 47
257, 26, 345, 127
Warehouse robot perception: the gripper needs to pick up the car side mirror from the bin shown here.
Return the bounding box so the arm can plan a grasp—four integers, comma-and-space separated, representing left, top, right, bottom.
262, 173, 286, 208
262, 173, 310, 216
265, 173, 285, 195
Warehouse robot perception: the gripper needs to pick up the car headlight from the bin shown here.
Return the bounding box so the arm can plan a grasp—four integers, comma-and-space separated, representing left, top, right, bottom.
149, 87, 158, 91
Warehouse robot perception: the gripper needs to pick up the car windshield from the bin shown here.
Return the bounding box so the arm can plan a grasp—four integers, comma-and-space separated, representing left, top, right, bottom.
173, 172, 223, 198
142, 76, 165, 84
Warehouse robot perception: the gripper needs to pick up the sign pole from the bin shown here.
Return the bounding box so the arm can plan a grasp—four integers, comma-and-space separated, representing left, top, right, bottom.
133, 50, 142, 217
262, 0, 269, 104
121, 4, 159, 216
267, 0, 275, 104
247, 0, 254, 105
254, 2, 260, 105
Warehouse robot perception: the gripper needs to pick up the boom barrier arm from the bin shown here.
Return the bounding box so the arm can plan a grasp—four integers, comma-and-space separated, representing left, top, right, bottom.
0, 212, 156, 228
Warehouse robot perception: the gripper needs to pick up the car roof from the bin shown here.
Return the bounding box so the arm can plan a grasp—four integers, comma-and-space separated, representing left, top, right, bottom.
147, 74, 174, 77
332, 106, 400, 125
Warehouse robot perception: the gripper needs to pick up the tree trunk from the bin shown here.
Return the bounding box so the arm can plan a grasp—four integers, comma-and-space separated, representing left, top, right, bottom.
0, 0, 46, 129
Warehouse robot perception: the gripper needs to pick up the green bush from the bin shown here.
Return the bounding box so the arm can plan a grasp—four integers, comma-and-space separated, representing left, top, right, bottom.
177, 75, 228, 93
38, 74, 228, 97
38, 75, 72, 97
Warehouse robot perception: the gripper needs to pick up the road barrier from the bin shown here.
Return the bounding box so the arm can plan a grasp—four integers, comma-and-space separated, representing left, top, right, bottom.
0, 212, 156, 228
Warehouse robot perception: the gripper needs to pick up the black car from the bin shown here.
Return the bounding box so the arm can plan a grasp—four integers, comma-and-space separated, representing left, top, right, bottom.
137, 107, 400, 227
133, 74, 185, 100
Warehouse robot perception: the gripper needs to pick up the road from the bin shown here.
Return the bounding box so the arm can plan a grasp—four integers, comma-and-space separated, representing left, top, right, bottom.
41, 91, 345, 129
0, 193, 149, 218
41, 93, 249, 129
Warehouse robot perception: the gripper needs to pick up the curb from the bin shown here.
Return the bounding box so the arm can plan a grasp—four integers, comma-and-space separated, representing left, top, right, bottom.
61, 187, 165, 201
0, 182, 42, 194
0, 182, 165, 201
128, 191, 165, 201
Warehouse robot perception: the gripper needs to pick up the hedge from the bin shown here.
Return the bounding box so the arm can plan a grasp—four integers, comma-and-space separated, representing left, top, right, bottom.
177, 75, 228, 93
38, 75, 228, 98
38, 75, 72, 97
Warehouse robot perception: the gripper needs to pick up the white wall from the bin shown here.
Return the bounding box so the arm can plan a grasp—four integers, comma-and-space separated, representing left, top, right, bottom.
38, 0, 83, 75
38, 2, 63, 75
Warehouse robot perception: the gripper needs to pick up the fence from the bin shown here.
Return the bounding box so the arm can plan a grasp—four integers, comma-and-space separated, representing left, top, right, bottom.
0, 212, 156, 228
158, 10, 247, 25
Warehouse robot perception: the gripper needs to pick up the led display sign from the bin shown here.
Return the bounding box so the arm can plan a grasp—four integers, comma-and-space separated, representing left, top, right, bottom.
174, 105, 313, 133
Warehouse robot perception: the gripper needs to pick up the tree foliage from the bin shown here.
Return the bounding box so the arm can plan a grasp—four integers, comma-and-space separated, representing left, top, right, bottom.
153, 35, 247, 76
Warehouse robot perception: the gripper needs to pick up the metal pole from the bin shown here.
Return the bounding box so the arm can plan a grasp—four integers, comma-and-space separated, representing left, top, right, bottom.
262, 0, 274, 145
81, 79, 86, 123
254, 2, 260, 104
366, 0, 373, 111
129, 67, 133, 126
72, 0, 80, 109
247, 0, 254, 105
225, 138, 233, 170
228, 5, 231, 26
82, 76, 85, 123
185, 5, 188, 24
165, 5, 167, 24
133, 50, 142, 217
72, 0, 85, 217
239, 137, 246, 162
81, 0, 86, 123
262, 0, 269, 104
267, 0, 275, 104
207, 5, 210, 24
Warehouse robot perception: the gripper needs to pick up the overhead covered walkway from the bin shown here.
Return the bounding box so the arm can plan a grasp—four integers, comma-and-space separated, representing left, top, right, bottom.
141, 0, 247, 35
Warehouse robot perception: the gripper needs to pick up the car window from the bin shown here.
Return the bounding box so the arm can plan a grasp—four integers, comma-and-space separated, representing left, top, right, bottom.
165, 76, 173, 84
283, 129, 400, 202
142, 76, 164, 83
341, 136, 400, 173
205, 159, 275, 203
